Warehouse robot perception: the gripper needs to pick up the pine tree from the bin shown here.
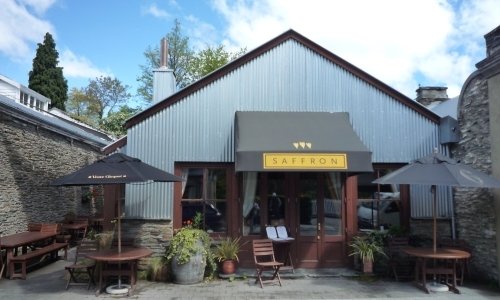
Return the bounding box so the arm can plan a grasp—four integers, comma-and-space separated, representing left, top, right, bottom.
29, 32, 68, 111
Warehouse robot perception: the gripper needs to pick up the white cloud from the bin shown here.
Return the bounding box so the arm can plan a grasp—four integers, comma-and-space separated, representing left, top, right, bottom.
0, 0, 54, 61
20, 0, 57, 15
185, 15, 218, 50
142, 3, 170, 19
211, 0, 499, 98
60, 49, 112, 79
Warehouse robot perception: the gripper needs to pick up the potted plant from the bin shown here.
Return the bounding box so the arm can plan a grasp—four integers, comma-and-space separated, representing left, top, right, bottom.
348, 235, 386, 274
165, 213, 216, 284
213, 237, 242, 276
95, 219, 116, 250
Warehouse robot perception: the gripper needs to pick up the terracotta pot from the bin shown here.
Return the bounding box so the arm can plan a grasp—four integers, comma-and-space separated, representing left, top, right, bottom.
221, 259, 237, 275
363, 260, 373, 274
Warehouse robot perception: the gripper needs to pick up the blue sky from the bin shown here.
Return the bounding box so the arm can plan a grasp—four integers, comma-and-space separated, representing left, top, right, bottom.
1, 0, 499, 107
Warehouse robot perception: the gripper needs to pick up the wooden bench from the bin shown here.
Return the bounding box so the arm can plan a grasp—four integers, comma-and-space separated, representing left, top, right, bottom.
9, 242, 68, 280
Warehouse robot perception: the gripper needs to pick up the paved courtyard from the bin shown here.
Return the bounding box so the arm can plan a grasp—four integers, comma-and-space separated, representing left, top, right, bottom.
1, 256, 500, 300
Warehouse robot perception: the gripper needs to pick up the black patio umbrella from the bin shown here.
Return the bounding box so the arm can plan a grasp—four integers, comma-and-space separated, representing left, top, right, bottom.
51, 152, 182, 186
373, 151, 500, 252
51, 153, 182, 292
51, 153, 183, 251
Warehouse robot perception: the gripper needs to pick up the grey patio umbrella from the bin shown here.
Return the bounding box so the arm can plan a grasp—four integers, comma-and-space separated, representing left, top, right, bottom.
373, 151, 500, 252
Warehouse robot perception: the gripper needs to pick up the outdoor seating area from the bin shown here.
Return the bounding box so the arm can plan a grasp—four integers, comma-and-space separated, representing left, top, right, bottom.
0, 218, 103, 280
0, 222, 152, 295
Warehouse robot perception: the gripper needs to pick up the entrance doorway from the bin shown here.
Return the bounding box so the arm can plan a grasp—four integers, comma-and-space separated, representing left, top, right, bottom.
254, 172, 347, 268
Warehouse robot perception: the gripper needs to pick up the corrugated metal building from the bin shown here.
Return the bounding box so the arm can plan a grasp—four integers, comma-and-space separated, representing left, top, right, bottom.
108, 30, 452, 268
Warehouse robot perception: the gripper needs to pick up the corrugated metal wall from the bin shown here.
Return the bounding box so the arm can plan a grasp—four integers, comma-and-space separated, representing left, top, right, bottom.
126, 39, 448, 220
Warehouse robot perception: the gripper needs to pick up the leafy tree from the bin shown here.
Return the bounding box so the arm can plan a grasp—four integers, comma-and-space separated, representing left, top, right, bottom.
86, 76, 131, 119
29, 32, 68, 110
137, 19, 193, 101
99, 105, 140, 137
137, 20, 246, 102
66, 87, 100, 126
188, 45, 246, 82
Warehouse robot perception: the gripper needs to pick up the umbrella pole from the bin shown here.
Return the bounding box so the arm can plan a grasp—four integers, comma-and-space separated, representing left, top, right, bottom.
432, 185, 437, 253
117, 191, 122, 288
430, 185, 447, 291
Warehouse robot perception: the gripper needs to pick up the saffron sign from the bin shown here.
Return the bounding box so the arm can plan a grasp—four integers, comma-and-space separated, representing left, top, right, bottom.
263, 153, 348, 170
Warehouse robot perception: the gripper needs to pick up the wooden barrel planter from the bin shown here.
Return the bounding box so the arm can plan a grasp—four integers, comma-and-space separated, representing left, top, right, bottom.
171, 247, 207, 284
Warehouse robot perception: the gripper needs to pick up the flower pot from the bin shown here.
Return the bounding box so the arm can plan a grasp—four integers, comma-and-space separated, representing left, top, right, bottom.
363, 260, 373, 274
171, 241, 207, 284
96, 232, 114, 250
220, 259, 237, 275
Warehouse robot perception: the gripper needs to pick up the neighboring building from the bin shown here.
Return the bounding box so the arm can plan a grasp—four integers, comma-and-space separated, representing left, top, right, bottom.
0, 74, 50, 111
106, 30, 451, 268
0, 75, 114, 235
452, 25, 500, 282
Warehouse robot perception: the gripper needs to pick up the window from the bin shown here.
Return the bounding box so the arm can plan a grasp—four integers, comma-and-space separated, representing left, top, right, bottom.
357, 169, 401, 230
324, 172, 343, 235
181, 167, 228, 233
21, 92, 29, 105
242, 172, 260, 236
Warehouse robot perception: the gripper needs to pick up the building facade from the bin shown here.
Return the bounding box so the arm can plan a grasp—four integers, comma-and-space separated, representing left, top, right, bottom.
0, 76, 113, 235
452, 25, 500, 282
109, 30, 450, 268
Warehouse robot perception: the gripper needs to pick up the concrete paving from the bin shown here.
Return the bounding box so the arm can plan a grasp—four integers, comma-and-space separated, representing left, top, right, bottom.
1, 253, 500, 300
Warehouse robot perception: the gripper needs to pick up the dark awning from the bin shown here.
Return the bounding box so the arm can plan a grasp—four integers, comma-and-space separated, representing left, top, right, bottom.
234, 111, 373, 172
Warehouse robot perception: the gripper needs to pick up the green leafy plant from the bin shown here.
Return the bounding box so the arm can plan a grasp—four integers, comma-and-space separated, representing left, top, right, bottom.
348, 235, 386, 263
147, 256, 169, 281
165, 227, 216, 278
213, 237, 242, 262
86, 228, 97, 240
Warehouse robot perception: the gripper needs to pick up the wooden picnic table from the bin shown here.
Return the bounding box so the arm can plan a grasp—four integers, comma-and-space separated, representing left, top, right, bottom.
61, 222, 88, 243
0, 231, 57, 278
403, 247, 471, 294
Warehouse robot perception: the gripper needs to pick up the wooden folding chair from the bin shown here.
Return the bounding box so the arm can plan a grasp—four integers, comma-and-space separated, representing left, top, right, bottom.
387, 236, 413, 281
74, 219, 89, 240
65, 239, 98, 290
252, 239, 283, 288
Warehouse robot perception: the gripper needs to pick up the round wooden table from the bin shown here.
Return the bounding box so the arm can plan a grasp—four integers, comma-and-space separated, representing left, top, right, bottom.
85, 247, 152, 295
403, 247, 471, 294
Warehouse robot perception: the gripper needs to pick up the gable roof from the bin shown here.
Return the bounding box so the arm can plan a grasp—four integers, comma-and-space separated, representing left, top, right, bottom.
126, 29, 439, 130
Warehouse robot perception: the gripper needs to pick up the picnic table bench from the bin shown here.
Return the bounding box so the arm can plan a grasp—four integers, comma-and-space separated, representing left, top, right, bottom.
9, 242, 68, 279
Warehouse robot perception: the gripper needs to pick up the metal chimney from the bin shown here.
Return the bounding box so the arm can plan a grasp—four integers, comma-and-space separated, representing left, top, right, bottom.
152, 37, 176, 104
160, 37, 168, 68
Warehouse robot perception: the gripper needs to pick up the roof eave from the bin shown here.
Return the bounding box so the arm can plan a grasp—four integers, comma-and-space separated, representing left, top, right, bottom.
125, 29, 440, 129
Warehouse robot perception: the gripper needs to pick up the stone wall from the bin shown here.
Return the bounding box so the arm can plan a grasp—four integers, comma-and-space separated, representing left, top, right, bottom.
121, 219, 173, 268
0, 110, 103, 235
410, 219, 452, 244
451, 75, 498, 281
